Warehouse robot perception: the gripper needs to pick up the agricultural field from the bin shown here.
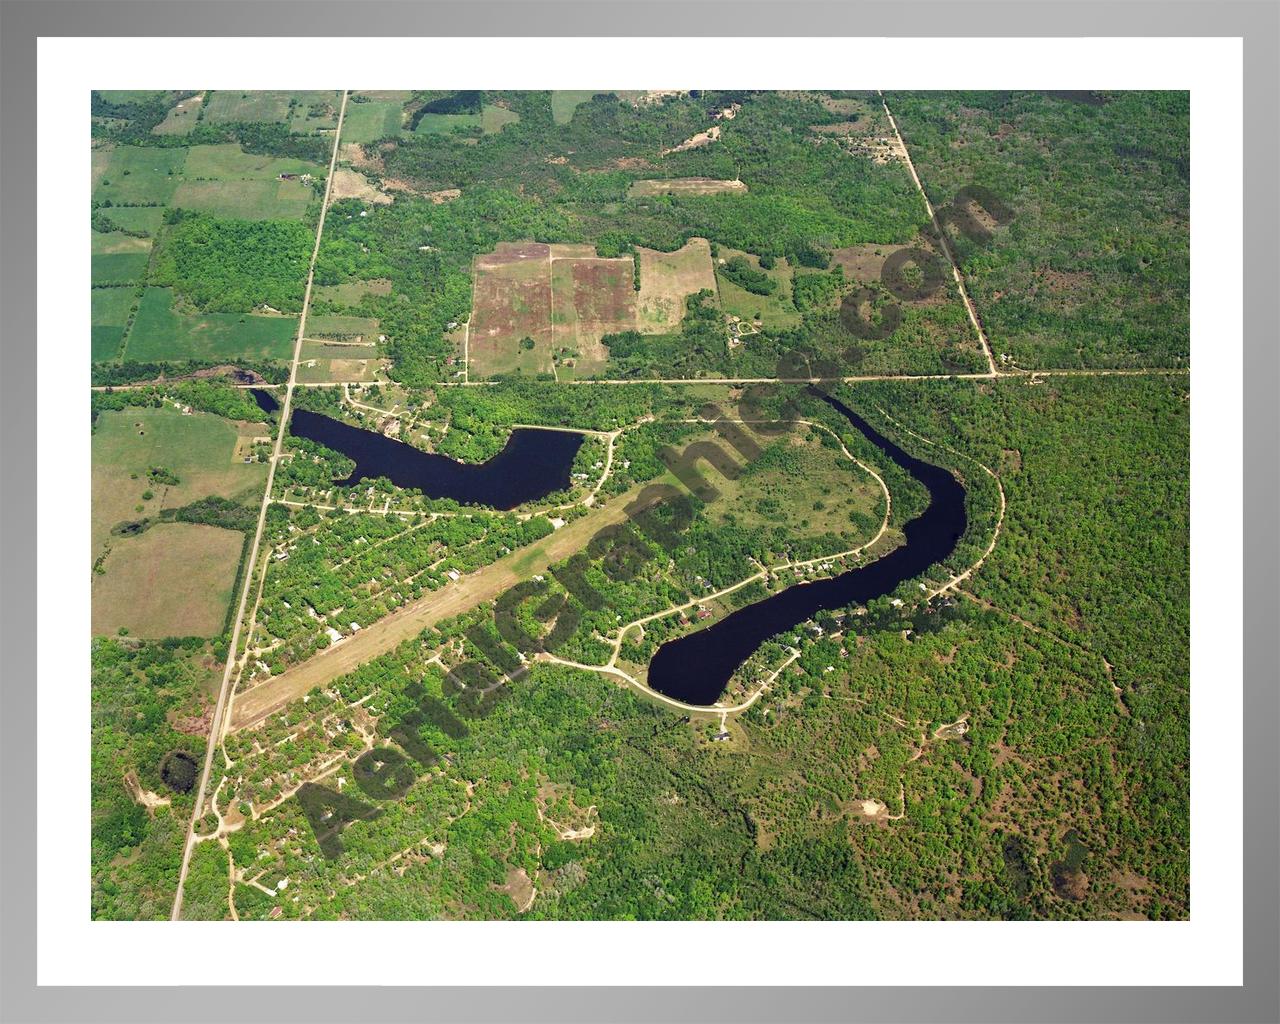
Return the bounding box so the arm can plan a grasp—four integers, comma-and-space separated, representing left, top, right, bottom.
468, 242, 556, 377
92, 145, 188, 205
88, 91, 1190, 927
92, 523, 246, 638
91, 286, 137, 361
635, 239, 718, 332
549, 253, 636, 376
91, 406, 268, 549
342, 92, 410, 143
124, 287, 298, 363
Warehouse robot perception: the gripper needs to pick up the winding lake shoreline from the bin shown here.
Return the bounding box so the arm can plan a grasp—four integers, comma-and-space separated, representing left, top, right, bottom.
288, 408, 585, 511
645, 390, 968, 707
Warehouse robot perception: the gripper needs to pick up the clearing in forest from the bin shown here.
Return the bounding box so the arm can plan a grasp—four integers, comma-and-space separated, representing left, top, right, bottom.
635, 238, 718, 332
550, 254, 636, 377
628, 177, 748, 198
468, 242, 556, 377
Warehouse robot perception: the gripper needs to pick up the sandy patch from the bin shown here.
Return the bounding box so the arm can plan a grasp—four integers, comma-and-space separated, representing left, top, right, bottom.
330, 167, 392, 205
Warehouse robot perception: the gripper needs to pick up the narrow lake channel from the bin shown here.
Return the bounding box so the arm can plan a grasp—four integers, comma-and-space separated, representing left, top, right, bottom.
645, 390, 968, 707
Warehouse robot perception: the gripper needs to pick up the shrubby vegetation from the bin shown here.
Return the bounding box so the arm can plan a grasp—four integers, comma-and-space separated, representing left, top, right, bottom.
92, 379, 269, 425
92, 637, 215, 920
150, 210, 313, 313
885, 91, 1189, 368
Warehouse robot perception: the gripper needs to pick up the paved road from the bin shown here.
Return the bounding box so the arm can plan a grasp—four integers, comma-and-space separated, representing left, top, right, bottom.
169, 91, 351, 922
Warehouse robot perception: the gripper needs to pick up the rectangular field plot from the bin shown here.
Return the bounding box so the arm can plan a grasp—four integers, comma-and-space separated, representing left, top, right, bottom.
341, 98, 406, 144
125, 287, 297, 363
99, 205, 166, 235
91, 230, 151, 258
91, 251, 150, 286
636, 238, 718, 332
199, 90, 289, 125
411, 104, 520, 136
468, 242, 555, 377
313, 278, 392, 307
288, 92, 343, 133
295, 355, 386, 383
91, 287, 136, 362
92, 523, 245, 638
628, 178, 748, 198
171, 178, 314, 220
91, 145, 187, 206
305, 314, 379, 340
182, 143, 321, 181
550, 255, 636, 377
91, 405, 268, 557
151, 92, 204, 135
92, 325, 127, 363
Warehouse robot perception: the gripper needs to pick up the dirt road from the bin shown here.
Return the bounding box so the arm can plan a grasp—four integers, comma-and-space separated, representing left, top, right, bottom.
227, 482, 649, 730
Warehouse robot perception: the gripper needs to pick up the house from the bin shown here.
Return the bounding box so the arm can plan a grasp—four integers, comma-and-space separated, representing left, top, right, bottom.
446, 569, 461, 582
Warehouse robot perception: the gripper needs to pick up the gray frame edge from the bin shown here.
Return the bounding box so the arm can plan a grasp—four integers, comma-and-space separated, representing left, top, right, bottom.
0, 2, 1275, 1022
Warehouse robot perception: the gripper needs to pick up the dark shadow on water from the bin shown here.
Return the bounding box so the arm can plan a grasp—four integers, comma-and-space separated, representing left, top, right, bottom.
288, 408, 584, 511
249, 388, 280, 414
159, 750, 199, 794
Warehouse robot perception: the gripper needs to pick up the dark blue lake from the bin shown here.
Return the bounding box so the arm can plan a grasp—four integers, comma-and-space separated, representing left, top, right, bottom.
288, 407, 584, 511
646, 390, 968, 706
249, 387, 280, 413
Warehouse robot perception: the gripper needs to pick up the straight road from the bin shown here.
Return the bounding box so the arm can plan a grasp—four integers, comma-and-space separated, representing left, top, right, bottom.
169, 90, 351, 921
227, 479, 649, 731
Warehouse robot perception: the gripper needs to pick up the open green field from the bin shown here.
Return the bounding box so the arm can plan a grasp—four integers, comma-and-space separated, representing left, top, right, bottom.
99, 205, 166, 235
91, 252, 150, 286
313, 278, 392, 306
295, 354, 384, 383
92, 145, 187, 206
151, 92, 204, 135
713, 247, 802, 331
342, 99, 405, 143
125, 287, 297, 362
305, 314, 379, 339
551, 90, 600, 125
172, 179, 315, 220
92, 231, 151, 257
636, 240, 718, 332
202, 90, 291, 123
91, 287, 137, 362
707, 424, 885, 558
91, 406, 269, 552
288, 91, 343, 133
93, 523, 245, 638
412, 104, 520, 135
183, 143, 321, 180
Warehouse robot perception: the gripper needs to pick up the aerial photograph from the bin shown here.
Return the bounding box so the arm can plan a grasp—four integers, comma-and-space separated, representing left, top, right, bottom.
88, 88, 1190, 923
